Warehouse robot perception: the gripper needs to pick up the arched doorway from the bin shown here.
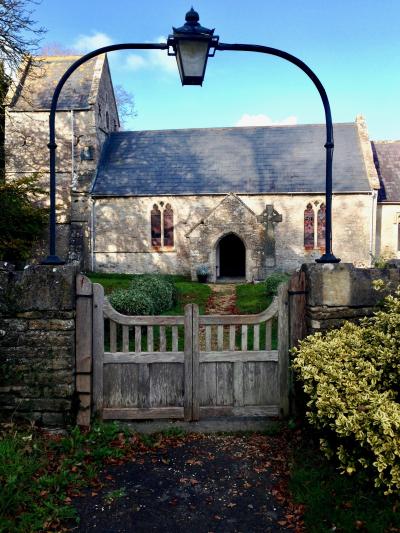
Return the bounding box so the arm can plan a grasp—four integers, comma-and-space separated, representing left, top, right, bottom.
216, 234, 246, 279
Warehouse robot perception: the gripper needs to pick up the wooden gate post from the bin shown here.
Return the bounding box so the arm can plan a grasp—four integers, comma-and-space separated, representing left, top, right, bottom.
192, 304, 200, 421
76, 274, 93, 426
184, 304, 193, 421
278, 282, 290, 418
92, 283, 104, 416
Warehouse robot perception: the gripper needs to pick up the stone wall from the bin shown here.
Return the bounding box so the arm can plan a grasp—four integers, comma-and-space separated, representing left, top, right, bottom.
0, 263, 78, 427
93, 192, 374, 278
376, 203, 400, 260
302, 262, 400, 334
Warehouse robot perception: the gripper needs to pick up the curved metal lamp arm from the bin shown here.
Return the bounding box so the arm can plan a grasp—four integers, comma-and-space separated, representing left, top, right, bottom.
218, 43, 340, 263
43, 43, 168, 264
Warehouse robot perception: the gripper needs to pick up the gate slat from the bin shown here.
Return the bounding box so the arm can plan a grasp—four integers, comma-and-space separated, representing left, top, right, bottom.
241, 325, 248, 351
110, 320, 117, 352
229, 325, 235, 351
160, 326, 166, 352
172, 326, 178, 352
217, 325, 224, 351
205, 326, 211, 352
147, 326, 153, 351
254, 324, 260, 351
122, 326, 129, 352
265, 320, 272, 350
233, 361, 244, 406
135, 326, 141, 353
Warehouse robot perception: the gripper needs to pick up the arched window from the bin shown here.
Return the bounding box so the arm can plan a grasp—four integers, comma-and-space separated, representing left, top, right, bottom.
163, 204, 174, 247
304, 203, 314, 250
317, 204, 326, 250
151, 204, 161, 248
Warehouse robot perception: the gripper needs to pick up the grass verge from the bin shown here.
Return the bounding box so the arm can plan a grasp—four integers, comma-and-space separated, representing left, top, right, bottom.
289, 431, 400, 533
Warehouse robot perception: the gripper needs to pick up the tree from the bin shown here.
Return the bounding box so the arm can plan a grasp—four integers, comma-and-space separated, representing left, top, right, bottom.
114, 84, 137, 128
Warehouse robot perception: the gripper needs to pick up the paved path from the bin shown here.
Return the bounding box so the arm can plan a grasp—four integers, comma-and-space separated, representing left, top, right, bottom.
205, 284, 238, 315
71, 432, 304, 532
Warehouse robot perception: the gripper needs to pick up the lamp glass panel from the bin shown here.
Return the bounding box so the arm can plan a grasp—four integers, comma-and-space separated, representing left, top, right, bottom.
179, 40, 209, 77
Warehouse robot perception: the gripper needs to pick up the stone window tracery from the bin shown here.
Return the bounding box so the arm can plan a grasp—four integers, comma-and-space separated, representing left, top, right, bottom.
304, 203, 314, 250
151, 203, 174, 250
317, 203, 326, 251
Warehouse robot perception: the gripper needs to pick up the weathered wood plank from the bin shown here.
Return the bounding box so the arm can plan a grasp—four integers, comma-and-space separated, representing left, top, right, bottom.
103, 364, 122, 408
289, 270, 307, 348
92, 283, 104, 414
199, 350, 278, 363
110, 320, 117, 352
233, 361, 244, 407
122, 326, 129, 352
278, 282, 290, 417
120, 364, 139, 407
103, 407, 184, 420
254, 324, 260, 351
76, 374, 91, 393
199, 405, 280, 418
149, 363, 184, 407
104, 352, 184, 364
199, 363, 217, 406
103, 299, 184, 325
159, 326, 166, 352
172, 326, 178, 352
216, 363, 233, 405
243, 362, 279, 406
137, 364, 150, 408
205, 326, 212, 352
229, 325, 235, 351
192, 304, 200, 421
265, 320, 272, 350
135, 326, 141, 353
241, 325, 248, 351
184, 304, 193, 422
147, 326, 154, 352
217, 325, 224, 351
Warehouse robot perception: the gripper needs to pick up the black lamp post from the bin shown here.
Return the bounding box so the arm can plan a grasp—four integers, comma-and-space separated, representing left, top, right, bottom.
42, 8, 340, 265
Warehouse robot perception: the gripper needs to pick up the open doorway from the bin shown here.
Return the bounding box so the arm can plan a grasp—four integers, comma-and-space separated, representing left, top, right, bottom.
216, 234, 246, 279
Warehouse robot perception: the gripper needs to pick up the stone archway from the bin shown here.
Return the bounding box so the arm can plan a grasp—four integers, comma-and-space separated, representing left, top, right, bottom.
216, 233, 246, 279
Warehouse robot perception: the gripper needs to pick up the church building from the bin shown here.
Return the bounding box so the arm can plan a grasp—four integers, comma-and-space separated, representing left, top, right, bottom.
5, 55, 400, 280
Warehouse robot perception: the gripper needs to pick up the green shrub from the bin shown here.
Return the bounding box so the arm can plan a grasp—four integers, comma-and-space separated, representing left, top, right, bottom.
0, 175, 48, 262
108, 275, 177, 315
129, 275, 176, 313
264, 272, 290, 297
108, 288, 154, 315
292, 287, 400, 494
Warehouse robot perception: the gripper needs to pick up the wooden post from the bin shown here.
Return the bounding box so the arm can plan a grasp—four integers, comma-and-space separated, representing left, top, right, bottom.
192, 304, 200, 421
278, 282, 290, 418
184, 304, 193, 421
75, 274, 93, 426
288, 270, 307, 349
92, 283, 104, 416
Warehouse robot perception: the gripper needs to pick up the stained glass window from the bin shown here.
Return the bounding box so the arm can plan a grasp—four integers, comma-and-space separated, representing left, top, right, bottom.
163, 204, 174, 247
317, 204, 326, 251
151, 204, 161, 248
304, 203, 314, 250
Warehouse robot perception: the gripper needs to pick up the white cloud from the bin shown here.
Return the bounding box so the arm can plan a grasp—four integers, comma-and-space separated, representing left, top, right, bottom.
73, 32, 113, 53
125, 35, 175, 74
235, 114, 298, 127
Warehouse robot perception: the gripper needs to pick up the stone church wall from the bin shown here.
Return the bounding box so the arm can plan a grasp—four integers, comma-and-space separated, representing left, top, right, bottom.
376, 204, 400, 260
92, 192, 374, 278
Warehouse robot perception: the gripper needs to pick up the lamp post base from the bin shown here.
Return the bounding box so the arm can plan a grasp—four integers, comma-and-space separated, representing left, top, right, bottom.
315, 253, 341, 264
41, 255, 65, 265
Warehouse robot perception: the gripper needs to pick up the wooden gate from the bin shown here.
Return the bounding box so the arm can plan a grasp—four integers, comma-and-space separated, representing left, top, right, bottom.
75, 275, 289, 425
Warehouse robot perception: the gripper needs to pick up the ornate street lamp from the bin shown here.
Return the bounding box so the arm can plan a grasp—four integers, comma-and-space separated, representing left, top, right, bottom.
42, 8, 340, 264
167, 8, 218, 86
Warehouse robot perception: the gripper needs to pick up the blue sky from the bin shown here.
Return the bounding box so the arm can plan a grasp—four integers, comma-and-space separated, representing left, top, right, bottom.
34, 0, 400, 139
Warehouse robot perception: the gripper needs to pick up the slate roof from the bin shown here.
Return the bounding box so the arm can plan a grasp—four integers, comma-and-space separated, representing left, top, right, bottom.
10, 56, 97, 111
91, 123, 372, 196
371, 141, 400, 202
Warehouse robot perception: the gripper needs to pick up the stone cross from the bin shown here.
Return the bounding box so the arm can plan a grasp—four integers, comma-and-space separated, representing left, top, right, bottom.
257, 204, 282, 267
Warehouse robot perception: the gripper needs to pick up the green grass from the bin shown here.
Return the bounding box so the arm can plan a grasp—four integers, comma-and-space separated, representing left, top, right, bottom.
290, 432, 400, 533
235, 282, 273, 314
